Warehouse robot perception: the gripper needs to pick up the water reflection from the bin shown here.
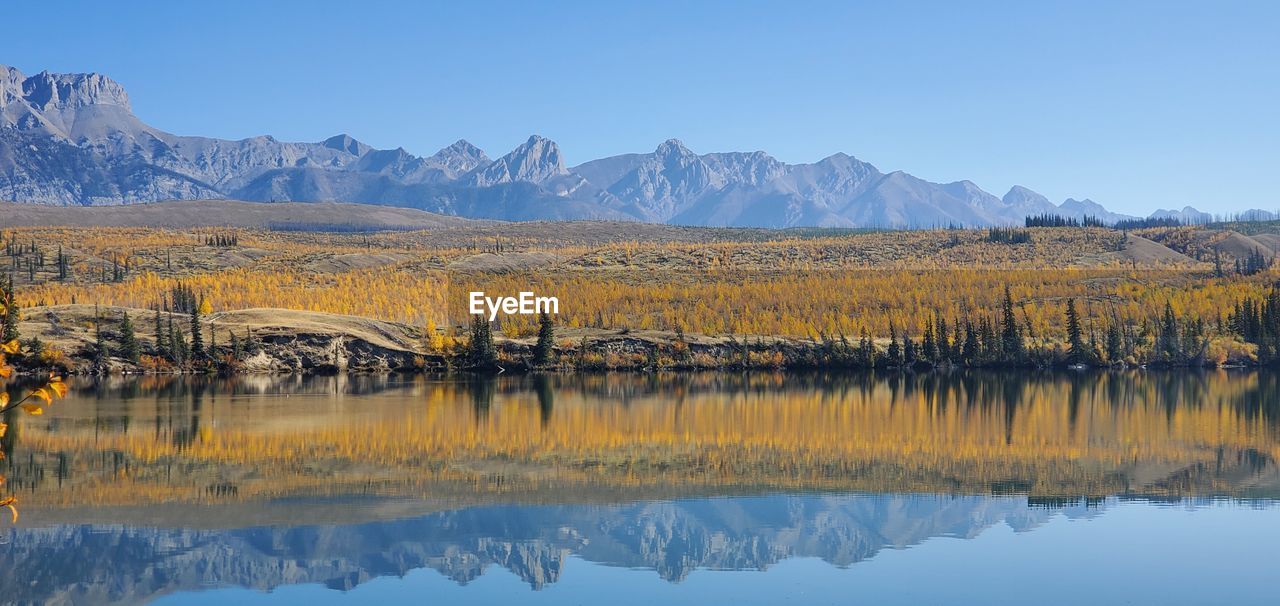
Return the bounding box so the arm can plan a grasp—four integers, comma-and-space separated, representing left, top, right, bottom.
5, 370, 1280, 510
2, 371, 1280, 603
0, 492, 1182, 603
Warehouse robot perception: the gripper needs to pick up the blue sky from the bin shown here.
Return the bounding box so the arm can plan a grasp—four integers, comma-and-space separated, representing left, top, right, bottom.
4, 0, 1277, 215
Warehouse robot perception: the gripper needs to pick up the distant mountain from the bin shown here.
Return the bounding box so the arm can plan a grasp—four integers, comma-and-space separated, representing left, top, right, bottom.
1056, 198, 1139, 224
0, 64, 1224, 228
1151, 206, 1213, 224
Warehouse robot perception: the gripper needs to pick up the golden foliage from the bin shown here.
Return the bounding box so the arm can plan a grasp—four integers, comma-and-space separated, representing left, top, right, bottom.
5, 224, 1275, 347
9, 373, 1280, 508
0, 335, 67, 522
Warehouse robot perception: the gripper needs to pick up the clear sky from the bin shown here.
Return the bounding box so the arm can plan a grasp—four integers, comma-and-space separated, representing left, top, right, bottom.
3, 0, 1276, 215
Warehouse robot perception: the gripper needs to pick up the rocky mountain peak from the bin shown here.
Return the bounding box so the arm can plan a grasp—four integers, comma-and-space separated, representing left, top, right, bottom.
1004, 185, 1045, 202
998, 185, 1058, 220
1, 65, 25, 107
430, 139, 490, 174
465, 135, 567, 186
20, 69, 131, 111
655, 138, 694, 158
321, 134, 369, 156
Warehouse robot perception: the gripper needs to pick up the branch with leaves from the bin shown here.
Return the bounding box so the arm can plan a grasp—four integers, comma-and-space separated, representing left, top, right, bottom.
0, 291, 68, 524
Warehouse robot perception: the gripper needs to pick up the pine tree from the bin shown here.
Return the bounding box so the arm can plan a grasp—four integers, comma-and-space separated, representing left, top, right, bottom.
468, 315, 497, 368
118, 311, 140, 363
167, 315, 178, 363
903, 337, 918, 367
93, 307, 108, 367
858, 329, 876, 367
886, 322, 902, 367
153, 305, 167, 359
921, 318, 937, 363
190, 297, 205, 361
1066, 298, 1086, 364
533, 312, 555, 367
2, 274, 19, 343
1000, 286, 1023, 361
934, 314, 950, 362
56, 246, 68, 281
962, 320, 979, 364
174, 327, 189, 364
1158, 301, 1181, 362
1105, 321, 1124, 364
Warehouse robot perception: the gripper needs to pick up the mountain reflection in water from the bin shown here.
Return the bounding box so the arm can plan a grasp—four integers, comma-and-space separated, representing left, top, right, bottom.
2, 371, 1279, 604
4, 493, 1120, 603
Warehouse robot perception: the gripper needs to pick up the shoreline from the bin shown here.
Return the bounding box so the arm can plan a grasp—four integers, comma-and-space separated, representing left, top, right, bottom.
8, 303, 1274, 378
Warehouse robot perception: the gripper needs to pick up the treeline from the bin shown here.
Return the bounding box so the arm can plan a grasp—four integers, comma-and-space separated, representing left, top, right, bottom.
1025, 214, 1191, 231
1235, 248, 1272, 277
1025, 214, 1107, 228
986, 227, 1032, 244
792, 288, 1166, 370
449, 287, 1257, 373
1113, 217, 1183, 230
1229, 289, 1280, 363
202, 233, 240, 247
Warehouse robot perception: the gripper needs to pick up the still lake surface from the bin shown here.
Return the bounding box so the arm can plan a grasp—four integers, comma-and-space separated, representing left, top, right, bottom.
3, 371, 1279, 605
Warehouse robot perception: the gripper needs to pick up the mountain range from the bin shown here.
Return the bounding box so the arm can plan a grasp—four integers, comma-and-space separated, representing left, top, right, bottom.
0, 65, 1249, 228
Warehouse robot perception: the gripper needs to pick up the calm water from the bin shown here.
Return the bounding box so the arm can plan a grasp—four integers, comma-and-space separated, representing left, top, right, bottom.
3, 371, 1279, 605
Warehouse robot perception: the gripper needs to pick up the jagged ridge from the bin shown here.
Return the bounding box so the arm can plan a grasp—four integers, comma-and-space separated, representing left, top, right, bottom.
1, 64, 1250, 228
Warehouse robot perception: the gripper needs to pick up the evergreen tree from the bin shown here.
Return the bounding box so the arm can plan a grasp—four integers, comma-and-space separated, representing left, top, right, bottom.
1000, 286, 1023, 361
533, 312, 555, 367
174, 327, 189, 364
886, 322, 902, 367
921, 318, 937, 363
1105, 321, 1124, 364
93, 307, 108, 367
961, 321, 979, 364
56, 246, 68, 281
153, 305, 167, 359
934, 314, 950, 362
858, 330, 876, 367
190, 297, 205, 361
118, 311, 140, 363
1065, 299, 1086, 363
167, 315, 179, 363
1158, 301, 1181, 362
978, 316, 997, 361
467, 315, 497, 368
1, 274, 19, 343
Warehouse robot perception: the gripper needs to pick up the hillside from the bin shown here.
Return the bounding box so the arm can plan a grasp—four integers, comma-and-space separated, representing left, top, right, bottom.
0, 199, 478, 230
6, 220, 1265, 352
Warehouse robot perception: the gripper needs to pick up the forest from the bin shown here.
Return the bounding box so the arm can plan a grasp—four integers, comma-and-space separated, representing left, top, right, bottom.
0, 220, 1279, 373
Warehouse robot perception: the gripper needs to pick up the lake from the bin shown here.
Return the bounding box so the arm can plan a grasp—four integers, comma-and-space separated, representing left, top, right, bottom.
3, 371, 1279, 604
